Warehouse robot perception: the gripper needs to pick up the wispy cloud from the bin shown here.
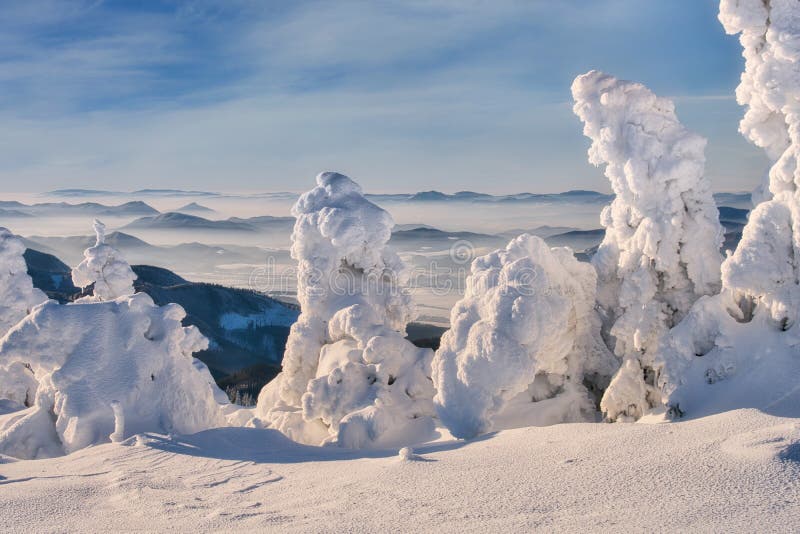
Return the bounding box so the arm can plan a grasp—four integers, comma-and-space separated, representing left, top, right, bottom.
0, 0, 766, 193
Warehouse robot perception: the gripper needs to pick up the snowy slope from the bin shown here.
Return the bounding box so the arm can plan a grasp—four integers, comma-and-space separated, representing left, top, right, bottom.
0, 409, 797, 532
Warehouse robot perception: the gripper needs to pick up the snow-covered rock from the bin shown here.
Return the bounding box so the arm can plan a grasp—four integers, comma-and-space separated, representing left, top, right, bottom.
256, 172, 436, 448
654, 1, 800, 419
572, 70, 724, 421
432, 234, 616, 439
72, 219, 136, 301
0, 293, 228, 459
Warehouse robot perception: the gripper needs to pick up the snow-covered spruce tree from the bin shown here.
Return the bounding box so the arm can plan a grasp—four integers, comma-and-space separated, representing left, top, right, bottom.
256, 172, 435, 448
0, 228, 48, 407
432, 234, 617, 439
572, 70, 724, 421
72, 219, 136, 301
654, 0, 800, 418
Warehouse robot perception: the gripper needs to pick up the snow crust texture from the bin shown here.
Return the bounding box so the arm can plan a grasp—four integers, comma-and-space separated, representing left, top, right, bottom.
72, 219, 137, 301
432, 234, 616, 439
257, 172, 435, 448
572, 70, 724, 421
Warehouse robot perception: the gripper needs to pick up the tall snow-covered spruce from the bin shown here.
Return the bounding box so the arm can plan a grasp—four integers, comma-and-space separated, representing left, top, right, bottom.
256, 172, 436, 448
0, 228, 48, 407
572, 70, 724, 421
655, 0, 800, 418
432, 234, 616, 439
72, 219, 136, 301
0, 225, 230, 459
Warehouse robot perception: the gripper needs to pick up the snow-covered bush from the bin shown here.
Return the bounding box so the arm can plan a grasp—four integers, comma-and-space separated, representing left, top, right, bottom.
0, 228, 48, 406
572, 70, 725, 421
72, 219, 136, 301
432, 234, 617, 439
0, 293, 228, 459
256, 172, 436, 448
654, 0, 800, 418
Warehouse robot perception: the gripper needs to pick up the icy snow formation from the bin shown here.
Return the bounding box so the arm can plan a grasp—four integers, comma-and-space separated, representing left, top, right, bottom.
256, 172, 435, 448
0, 228, 48, 407
654, 1, 800, 419
432, 234, 616, 439
72, 219, 136, 301
0, 293, 228, 459
572, 70, 725, 421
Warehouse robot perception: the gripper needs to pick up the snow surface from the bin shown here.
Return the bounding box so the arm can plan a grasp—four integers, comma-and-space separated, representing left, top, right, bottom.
572, 70, 724, 421
257, 172, 436, 448
0, 409, 797, 532
433, 234, 616, 438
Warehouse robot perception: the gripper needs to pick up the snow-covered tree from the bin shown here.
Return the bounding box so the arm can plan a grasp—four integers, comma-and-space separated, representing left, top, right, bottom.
0, 228, 47, 335
432, 234, 617, 439
0, 228, 48, 407
572, 70, 725, 421
72, 219, 136, 301
256, 172, 436, 448
0, 293, 229, 459
655, 1, 800, 418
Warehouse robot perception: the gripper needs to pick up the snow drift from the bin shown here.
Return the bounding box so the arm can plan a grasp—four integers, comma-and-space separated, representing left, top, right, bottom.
432, 234, 617, 439
654, 0, 800, 419
572, 70, 725, 421
257, 172, 435, 448
72, 219, 137, 301
0, 227, 229, 459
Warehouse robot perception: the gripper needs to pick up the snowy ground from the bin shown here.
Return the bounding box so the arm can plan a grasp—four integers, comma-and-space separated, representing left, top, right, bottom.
1, 408, 797, 532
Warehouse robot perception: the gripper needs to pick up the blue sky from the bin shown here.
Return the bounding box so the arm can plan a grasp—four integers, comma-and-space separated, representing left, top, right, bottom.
0, 0, 767, 193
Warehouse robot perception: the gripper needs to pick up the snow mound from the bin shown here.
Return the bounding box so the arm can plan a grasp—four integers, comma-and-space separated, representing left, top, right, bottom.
572, 70, 724, 421
257, 172, 435, 448
654, 2, 800, 419
72, 219, 136, 301
432, 234, 616, 439
0, 293, 228, 459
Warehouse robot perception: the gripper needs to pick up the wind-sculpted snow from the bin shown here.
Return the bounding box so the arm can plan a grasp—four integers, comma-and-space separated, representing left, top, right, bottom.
72, 219, 136, 301
432, 234, 616, 439
653, 1, 800, 419
572, 70, 724, 421
256, 172, 435, 448
0, 293, 229, 459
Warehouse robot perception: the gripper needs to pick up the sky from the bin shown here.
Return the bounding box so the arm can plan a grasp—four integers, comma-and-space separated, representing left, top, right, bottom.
0, 0, 768, 194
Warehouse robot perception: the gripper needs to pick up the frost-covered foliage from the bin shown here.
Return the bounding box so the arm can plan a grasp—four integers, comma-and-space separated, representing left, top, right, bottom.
654, 1, 800, 418
432, 234, 617, 439
0, 228, 48, 406
0, 228, 47, 336
72, 219, 136, 301
0, 293, 229, 459
572, 70, 725, 421
256, 172, 435, 448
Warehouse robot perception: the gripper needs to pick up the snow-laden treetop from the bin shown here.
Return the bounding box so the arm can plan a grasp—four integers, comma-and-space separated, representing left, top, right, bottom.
72, 219, 136, 301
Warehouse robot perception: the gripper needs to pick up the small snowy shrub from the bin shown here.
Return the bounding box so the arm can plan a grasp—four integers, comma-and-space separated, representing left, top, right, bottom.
432, 234, 616, 439
256, 172, 435, 448
572, 70, 724, 421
